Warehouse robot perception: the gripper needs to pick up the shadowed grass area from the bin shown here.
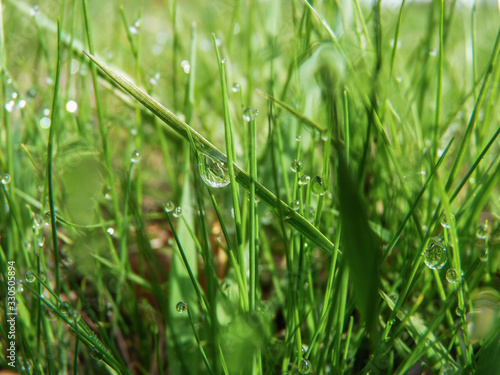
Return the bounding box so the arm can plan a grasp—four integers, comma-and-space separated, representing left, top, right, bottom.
1, 0, 500, 374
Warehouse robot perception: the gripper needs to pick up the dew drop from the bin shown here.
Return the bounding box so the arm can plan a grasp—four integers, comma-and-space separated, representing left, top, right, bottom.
198, 151, 230, 188
36, 234, 45, 247
90, 347, 103, 360
130, 150, 141, 163
446, 268, 461, 284
33, 214, 44, 230
1, 173, 11, 185
423, 242, 447, 270
221, 280, 230, 292
66, 100, 78, 113
59, 301, 71, 314
298, 358, 311, 374
311, 176, 325, 195
232, 82, 241, 92
106, 228, 115, 236
298, 175, 310, 186
476, 223, 488, 240
43, 211, 51, 224
242, 107, 258, 122
176, 301, 187, 313
40, 117, 51, 129
292, 200, 300, 211
30, 4, 40, 16
295, 135, 302, 142
25, 271, 36, 283
163, 201, 175, 213
43, 108, 50, 116
181, 60, 191, 74
68, 309, 81, 321
455, 306, 464, 317
478, 246, 489, 262
290, 160, 303, 173
173, 206, 182, 218
5, 100, 15, 112
440, 212, 455, 229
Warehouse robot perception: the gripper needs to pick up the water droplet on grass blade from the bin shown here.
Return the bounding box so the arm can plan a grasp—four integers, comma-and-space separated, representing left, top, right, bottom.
446, 268, 461, 284
424, 242, 447, 270
130, 150, 141, 163
66, 100, 78, 113
232, 82, 240, 92
242, 107, 258, 122
291, 160, 302, 173
59, 301, 71, 314
173, 206, 182, 218
440, 212, 455, 229
30, 5, 40, 16
40, 117, 51, 129
90, 347, 103, 360
198, 151, 230, 188
5, 100, 15, 112
1, 173, 10, 184
25, 271, 36, 283
176, 301, 187, 313
298, 175, 310, 186
292, 200, 300, 211
181, 60, 191, 74
476, 223, 488, 240
299, 359, 311, 374
311, 176, 325, 195
163, 201, 175, 213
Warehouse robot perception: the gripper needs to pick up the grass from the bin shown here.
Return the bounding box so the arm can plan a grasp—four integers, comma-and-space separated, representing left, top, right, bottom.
1, 0, 500, 374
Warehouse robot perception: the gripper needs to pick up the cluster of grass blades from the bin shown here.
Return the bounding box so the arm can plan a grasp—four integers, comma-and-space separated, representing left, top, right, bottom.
1, 0, 500, 374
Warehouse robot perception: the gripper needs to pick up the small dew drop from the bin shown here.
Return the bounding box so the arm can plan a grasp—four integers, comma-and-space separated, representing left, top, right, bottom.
478, 246, 489, 262
220, 57, 226, 64
5, 100, 15, 112
43, 108, 50, 116
66, 100, 78, 113
90, 347, 103, 360
221, 280, 230, 292
181, 60, 191, 74
242, 107, 258, 122
298, 175, 310, 186
40, 117, 51, 129
173, 206, 182, 218
198, 151, 230, 188
1, 173, 11, 185
106, 227, 115, 236
59, 301, 71, 314
476, 223, 488, 240
176, 301, 187, 313
290, 160, 303, 173
440, 212, 455, 229
455, 306, 464, 317
33, 214, 44, 230
292, 200, 300, 211
43, 211, 51, 224
163, 201, 175, 213
25, 271, 36, 283
232, 83, 241, 93
311, 176, 325, 195
446, 268, 461, 284
298, 358, 311, 374
30, 4, 40, 16
423, 242, 447, 270
295, 135, 302, 142
36, 234, 45, 247
130, 150, 141, 163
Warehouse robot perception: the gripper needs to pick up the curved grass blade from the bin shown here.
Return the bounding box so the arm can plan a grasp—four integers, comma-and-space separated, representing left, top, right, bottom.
83, 51, 336, 256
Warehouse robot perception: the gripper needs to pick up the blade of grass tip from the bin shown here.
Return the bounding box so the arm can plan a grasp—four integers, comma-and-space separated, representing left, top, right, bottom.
389, 0, 407, 77
47, 19, 63, 297
83, 51, 336, 256
337, 152, 381, 347
432, 0, 444, 163
445, 26, 500, 192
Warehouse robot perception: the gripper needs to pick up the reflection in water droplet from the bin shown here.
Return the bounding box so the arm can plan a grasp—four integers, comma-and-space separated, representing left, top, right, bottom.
163, 201, 175, 213
440, 212, 455, 229
446, 268, 461, 284
243, 107, 258, 122
176, 301, 187, 313
198, 151, 230, 188
173, 206, 182, 218
423, 242, 447, 270
299, 358, 311, 374
298, 175, 310, 186
232, 83, 241, 92
25, 271, 36, 283
292, 200, 300, 211
1, 173, 11, 185
291, 160, 302, 173
311, 176, 325, 195
130, 150, 141, 163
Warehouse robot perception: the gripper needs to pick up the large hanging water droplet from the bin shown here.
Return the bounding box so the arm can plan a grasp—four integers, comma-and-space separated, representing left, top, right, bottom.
446, 268, 461, 284
25, 271, 36, 283
242, 107, 258, 122
440, 212, 455, 229
298, 175, 310, 186
298, 358, 311, 374
198, 151, 230, 188
311, 176, 325, 195
290, 160, 303, 173
130, 150, 141, 163
423, 242, 447, 270
1, 173, 11, 185
163, 201, 175, 213
176, 301, 187, 313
